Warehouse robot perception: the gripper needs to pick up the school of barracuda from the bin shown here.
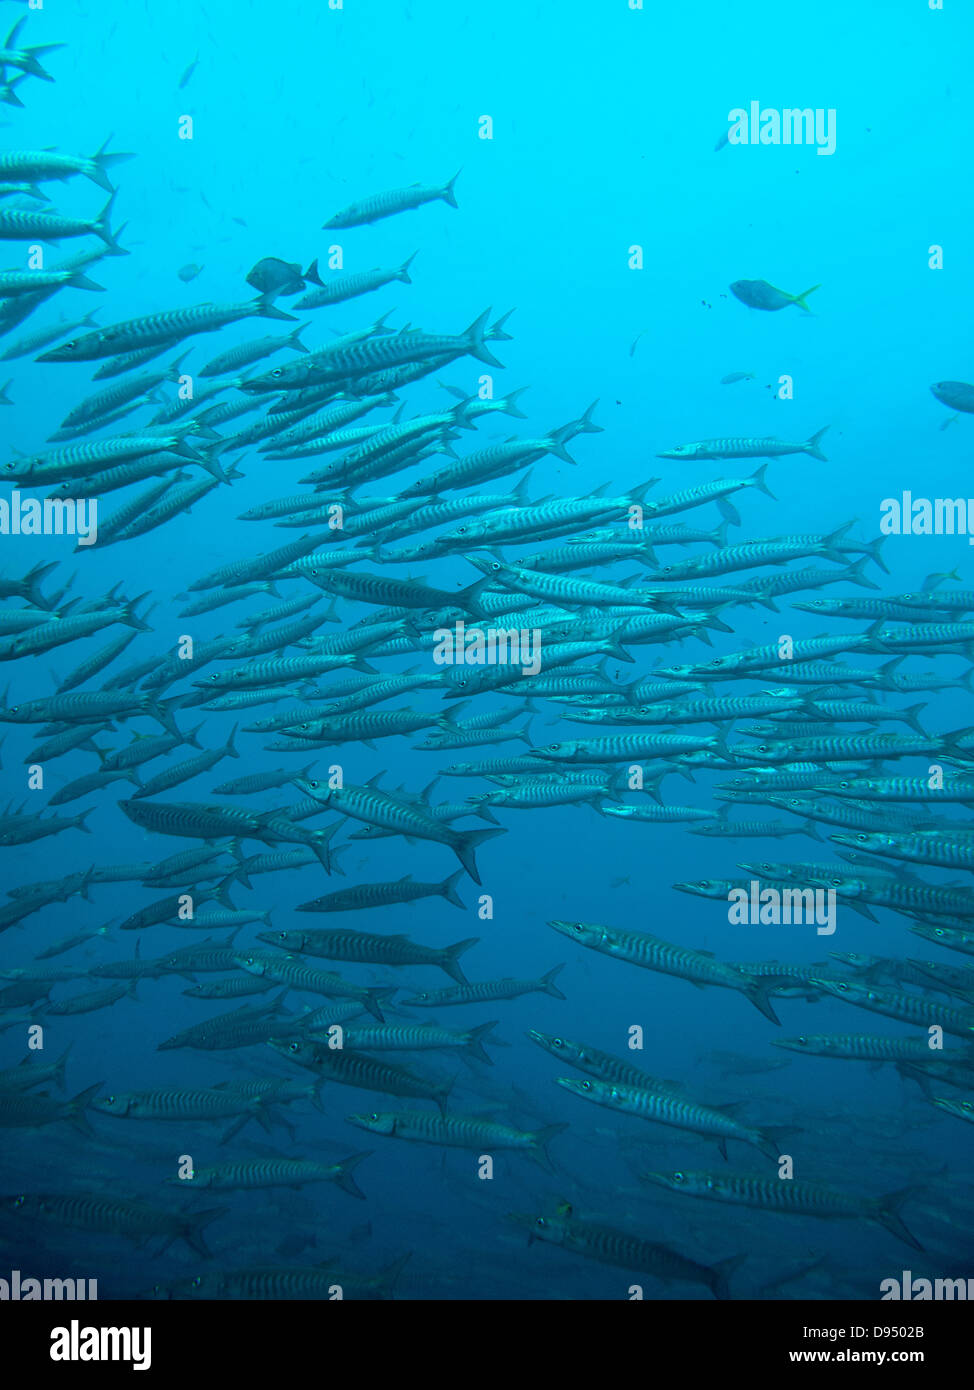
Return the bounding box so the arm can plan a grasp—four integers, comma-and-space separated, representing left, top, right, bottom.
0, 16, 972, 1301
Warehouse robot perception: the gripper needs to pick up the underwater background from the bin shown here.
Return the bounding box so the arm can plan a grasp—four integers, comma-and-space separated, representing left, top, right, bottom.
0, 0, 973, 1301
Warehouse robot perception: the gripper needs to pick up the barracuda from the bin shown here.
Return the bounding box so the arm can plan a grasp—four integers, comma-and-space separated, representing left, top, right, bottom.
809, 976, 974, 1039
548, 919, 780, 1023
557, 1075, 790, 1158
508, 1207, 742, 1299
640, 1170, 923, 1250
269, 1035, 452, 1111
38, 295, 297, 362
347, 1109, 565, 1168
294, 774, 505, 884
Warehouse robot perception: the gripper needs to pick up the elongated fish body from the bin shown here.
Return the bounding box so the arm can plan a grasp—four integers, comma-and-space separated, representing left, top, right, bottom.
38, 296, 296, 361
640, 1170, 923, 1250
172, 1155, 368, 1197
348, 1109, 564, 1167
324, 175, 459, 228
269, 1036, 451, 1110
150, 1261, 408, 1300
1, 1193, 226, 1255
512, 1209, 739, 1298
657, 429, 828, 462
547, 919, 778, 1023
558, 1075, 782, 1158
399, 966, 565, 1007
296, 257, 416, 308
294, 775, 504, 884
809, 976, 974, 1039
258, 926, 478, 981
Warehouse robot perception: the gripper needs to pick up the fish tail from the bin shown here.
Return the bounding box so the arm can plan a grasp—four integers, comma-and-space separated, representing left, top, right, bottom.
95, 191, 124, 252
876, 1188, 925, 1252
90, 136, 136, 192
398, 251, 417, 283
181, 1206, 229, 1257
529, 1121, 569, 1172
439, 936, 480, 984
452, 826, 506, 884
710, 1253, 747, 1301
743, 978, 781, 1026
333, 1151, 372, 1200
792, 283, 821, 311
440, 169, 461, 208
464, 308, 504, 368
464, 1020, 499, 1065
803, 426, 830, 462
67, 1081, 103, 1136
437, 869, 467, 910
541, 963, 566, 999
254, 293, 298, 323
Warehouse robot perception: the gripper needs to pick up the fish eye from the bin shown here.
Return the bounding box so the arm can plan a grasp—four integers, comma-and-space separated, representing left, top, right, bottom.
490, 562, 501, 572
370, 1112, 379, 1121
288, 1041, 300, 1052
580, 1080, 592, 1091
535, 1217, 547, 1229
796, 1036, 808, 1046
309, 780, 318, 788
13, 1195, 24, 1208
271, 369, 283, 379
192, 1275, 203, 1288
673, 1171, 686, 1184
552, 1038, 564, 1048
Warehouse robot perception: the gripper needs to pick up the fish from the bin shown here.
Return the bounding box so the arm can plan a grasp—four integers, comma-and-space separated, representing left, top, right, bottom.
657, 428, 829, 462
245, 256, 324, 297
729, 279, 820, 312
323, 173, 460, 228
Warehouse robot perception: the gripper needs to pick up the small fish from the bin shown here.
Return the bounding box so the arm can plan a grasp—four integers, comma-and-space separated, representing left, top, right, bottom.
730, 279, 820, 312
178, 262, 203, 282
246, 256, 323, 297
720, 370, 755, 385
178, 54, 199, 90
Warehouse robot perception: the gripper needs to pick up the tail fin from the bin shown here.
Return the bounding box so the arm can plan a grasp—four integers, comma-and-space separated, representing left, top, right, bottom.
464, 1020, 499, 1065
67, 1081, 102, 1137
439, 936, 480, 984
180, 1206, 229, 1257
750, 463, 776, 499
875, 1187, 925, 1252
803, 426, 830, 462
742, 978, 781, 1026
452, 826, 506, 884
529, 1121, 569, 1172
90, 136, 136, 192
94, 192, 124, 253
440, 169, 461, 208
792, 284, 821, 312
845, 555, 880, 591
437, 869, 466, 910
255, 294, 298, 323
540, 964, 566, 999
332, 1151, 371, 1200
398, 252, 417, 283
464, 309, 503, 368
710, 1252, 747, 1301
902, 703, 927, 735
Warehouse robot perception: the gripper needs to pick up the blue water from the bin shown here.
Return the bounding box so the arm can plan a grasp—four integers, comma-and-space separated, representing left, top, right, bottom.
1, 0, 972, 1301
